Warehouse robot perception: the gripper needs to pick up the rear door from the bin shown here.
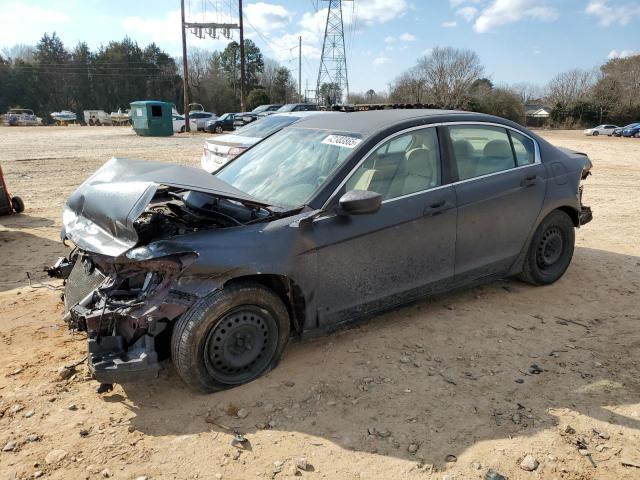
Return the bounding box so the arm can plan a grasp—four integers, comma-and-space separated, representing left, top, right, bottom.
447, 124, 546, 279
311, 126, 457, 326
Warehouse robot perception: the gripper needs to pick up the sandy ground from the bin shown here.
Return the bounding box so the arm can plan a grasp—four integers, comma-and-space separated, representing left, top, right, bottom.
0, 126, 639, 480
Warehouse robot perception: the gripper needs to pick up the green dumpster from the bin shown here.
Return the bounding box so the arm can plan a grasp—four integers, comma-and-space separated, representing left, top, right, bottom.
130, 101, 173, 136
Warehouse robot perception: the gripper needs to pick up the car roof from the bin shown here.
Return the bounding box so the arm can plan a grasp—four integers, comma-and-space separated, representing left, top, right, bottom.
270, 111, 338, 119
290, 109, 470, 136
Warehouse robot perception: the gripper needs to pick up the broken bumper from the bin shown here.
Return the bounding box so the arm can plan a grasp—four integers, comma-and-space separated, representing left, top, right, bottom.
87, 333, 160, 384
579, 205, 593, 225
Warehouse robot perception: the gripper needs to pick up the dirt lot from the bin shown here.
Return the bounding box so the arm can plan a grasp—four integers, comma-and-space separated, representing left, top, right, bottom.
1, 126, 639, 480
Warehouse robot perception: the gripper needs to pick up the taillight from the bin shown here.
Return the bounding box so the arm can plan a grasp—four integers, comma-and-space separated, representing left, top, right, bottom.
228, 147, 247, 157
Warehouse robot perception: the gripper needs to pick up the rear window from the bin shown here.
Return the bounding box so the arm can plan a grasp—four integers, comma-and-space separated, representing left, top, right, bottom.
509, 130, 536, 166
234, 115, 298, 138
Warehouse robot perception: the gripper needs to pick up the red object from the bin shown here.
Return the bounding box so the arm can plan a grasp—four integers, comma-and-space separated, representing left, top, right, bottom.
0, 162, 24, 215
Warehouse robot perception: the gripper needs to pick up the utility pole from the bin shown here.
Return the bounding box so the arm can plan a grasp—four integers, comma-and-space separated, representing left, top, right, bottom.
180, 0, 190, 132
239, 0, 246, 111
298, 36, 302, 101
181, 0, 243, 112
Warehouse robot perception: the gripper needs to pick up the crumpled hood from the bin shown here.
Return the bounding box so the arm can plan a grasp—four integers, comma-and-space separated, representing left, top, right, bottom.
62, 157, 260, 257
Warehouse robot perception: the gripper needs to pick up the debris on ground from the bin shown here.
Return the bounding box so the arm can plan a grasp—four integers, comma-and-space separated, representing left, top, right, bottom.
519, 454, 539, 471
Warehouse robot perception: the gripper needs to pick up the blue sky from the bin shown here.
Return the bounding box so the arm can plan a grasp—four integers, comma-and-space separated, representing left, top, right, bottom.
1, 0, 639, 94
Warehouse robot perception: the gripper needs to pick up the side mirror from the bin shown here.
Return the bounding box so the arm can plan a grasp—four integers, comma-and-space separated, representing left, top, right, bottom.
338, 190, 382, 215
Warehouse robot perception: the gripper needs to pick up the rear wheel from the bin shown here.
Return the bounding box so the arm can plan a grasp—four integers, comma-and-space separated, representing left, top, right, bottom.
11, 196, 24, 213
171, 283, 290, 393
518, 210, 575, 285
180, 125, 185, 133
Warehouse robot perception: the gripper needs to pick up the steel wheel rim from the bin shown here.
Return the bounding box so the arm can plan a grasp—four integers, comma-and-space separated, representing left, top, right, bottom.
536, 227, 564, 269
204, 306, 278, 384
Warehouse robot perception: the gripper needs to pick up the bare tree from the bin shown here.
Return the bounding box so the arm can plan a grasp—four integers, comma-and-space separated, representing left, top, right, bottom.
187, 47, 213, 90
510, 82, 544, 105
545, 69, 595, 106
415, 46, 484, 108
1, 44, 36, 63
389, 68, 427, 104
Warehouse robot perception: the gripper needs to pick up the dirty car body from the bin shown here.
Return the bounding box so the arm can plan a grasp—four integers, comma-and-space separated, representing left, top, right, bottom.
51, 110, 593, 392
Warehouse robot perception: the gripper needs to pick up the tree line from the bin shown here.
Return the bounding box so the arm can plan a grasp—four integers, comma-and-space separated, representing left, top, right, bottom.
379, 46, 640, 127
0, 32, 299, 121
3, 34, 638, 127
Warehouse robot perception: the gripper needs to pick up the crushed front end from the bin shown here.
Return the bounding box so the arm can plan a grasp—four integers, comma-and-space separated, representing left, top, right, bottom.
51, 249, 198, 383
48, 157, 278, 385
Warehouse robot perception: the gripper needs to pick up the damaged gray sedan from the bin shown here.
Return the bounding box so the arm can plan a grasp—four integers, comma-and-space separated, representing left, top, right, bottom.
50, 110, 593, 393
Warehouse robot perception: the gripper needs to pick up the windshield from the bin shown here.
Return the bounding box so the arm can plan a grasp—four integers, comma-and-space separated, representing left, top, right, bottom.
252, 105, 269, 113
216, 128, 361, 208
233, 115, 298, 138
218, 113, 230, 120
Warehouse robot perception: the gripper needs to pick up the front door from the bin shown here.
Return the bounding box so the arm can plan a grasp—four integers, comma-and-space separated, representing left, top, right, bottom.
308, 126, 458, 327
447, 124, 546, 279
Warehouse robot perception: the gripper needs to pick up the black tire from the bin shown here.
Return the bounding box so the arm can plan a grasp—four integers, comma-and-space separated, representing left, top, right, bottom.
11, 196, 24, 213
592, 130, 599, 136
215, 125, 223, 134
518, 210, 575, 285
171, 283, 290, 393
180, 125, 185, 133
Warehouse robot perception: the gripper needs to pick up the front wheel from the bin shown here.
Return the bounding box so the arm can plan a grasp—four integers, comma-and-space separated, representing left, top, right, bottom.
215, 125, 224, 134
592, 130, 599, 136
518, 210, 575, 286
171, 283, 290, 393
180, 125, 185, 133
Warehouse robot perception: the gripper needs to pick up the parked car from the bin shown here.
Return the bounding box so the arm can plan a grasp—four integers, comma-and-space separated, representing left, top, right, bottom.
583, 124, 618, 136
188, 110, 217, 131
201, 111, 337, 173
621, 123, 640, 137
276, 103, 318, 113
172, 114, 186, 133
252, 104, 282, 117
612, 124, 638, 137
50, 109, 593, 393
3, 108, 40, 126
233, 112, 258, 127
205, 113, 237, 134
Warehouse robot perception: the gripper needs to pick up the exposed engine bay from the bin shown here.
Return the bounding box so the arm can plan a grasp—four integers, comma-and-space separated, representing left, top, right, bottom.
134, 189, 273, 245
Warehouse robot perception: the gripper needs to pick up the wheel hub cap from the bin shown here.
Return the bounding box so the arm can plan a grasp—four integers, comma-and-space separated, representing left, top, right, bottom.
205, 308, 274, 382
537, 227, 563, 268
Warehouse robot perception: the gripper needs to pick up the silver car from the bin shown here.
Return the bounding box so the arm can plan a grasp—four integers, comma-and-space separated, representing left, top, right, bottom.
583, 124, 618, 136
201, 111, 337, 173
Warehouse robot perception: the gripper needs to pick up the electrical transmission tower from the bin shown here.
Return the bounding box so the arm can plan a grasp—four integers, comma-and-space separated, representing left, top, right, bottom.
316, 0, 352, 106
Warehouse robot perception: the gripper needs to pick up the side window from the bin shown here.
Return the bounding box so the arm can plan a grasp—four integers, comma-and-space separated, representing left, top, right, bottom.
509, 130, 535, 166
384, 135, 412, 154
448, 125, 515, 180
345, 127, 441, 201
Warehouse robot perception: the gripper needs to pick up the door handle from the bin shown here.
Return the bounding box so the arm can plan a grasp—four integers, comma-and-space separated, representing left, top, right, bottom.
423, 200, 451, 217
520, 174, 537, 187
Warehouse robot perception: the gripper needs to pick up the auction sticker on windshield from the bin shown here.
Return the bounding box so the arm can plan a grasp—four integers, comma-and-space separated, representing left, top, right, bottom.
321, 134, 362, 149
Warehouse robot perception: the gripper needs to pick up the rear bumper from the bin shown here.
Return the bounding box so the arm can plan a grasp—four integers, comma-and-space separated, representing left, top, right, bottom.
88, 334, 160, 384
579, 205, 593, 226
201, 152, 229, 173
